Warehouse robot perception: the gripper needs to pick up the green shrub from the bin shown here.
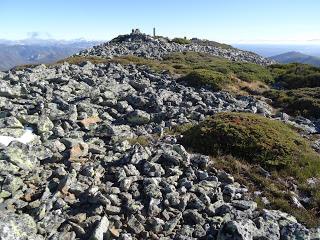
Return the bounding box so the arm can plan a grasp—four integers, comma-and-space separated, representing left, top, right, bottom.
179, 69, 230, 90
181, 112, 320, 179
164, 52, 274, 84
269, 63, 320, 89
265, 88, 320, 119
171, 38, 192, 45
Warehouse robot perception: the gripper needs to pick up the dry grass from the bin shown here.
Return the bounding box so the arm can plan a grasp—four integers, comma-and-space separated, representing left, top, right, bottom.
56, 55, 109, 65
212, 155, 320, 228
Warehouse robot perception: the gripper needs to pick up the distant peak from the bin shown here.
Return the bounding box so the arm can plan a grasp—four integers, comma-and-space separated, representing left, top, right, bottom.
286, 51, 302, 54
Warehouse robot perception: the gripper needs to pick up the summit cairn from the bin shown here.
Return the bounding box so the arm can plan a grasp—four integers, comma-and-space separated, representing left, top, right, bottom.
131, 28, 142, 35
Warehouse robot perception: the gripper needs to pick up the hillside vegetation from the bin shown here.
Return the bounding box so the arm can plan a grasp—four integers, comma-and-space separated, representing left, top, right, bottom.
171, 37, 192, 45
180, 112, 320, 227
265, 87, 320, 119
266, 63, 320, 118
269, 63, 320, 89
112, 52, 273, 94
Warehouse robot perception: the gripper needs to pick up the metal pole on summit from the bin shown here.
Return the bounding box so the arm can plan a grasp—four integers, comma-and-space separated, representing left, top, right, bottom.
153, 28, 156, 37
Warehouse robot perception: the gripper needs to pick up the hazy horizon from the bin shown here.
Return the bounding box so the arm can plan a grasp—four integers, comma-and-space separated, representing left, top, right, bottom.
2, 33, 320, 46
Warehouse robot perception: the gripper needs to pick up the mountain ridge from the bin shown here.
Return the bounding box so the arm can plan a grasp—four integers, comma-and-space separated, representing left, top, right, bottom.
0, 40, 103, 71
270, 51, 320, 66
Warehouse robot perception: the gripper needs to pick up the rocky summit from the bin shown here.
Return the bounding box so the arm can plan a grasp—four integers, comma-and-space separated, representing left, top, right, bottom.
78, 29, 275, 66
0, 31, 319, 240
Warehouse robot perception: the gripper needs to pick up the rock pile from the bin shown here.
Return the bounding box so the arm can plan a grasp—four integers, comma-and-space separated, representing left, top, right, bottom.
78, 31, 276, 66
0, 35, 319, 239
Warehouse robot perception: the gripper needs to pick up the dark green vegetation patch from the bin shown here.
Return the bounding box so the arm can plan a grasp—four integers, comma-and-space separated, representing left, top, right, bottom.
112, 52, 273, 92
171, 38, 192, 45
179, 69, 230, 91
266, 63, 320, 118
166, 52, 274, 84
265, 87, 320, 119
270, 63, 320, 89
181, 112, 320, 176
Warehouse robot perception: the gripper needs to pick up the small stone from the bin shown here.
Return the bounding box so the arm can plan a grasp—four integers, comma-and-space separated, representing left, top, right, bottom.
127, 110, 150, 125
69, 142, 89, 160
183, 209, 205, 226
148, 217, 165, 233
3, 117, 23, 128
0, 211, 43, 240
37, 116, 54, 133
105, 205, 122, 215
90, 216, 109, 240
143, 162, 165, 177
164, 213, 182, 234
231, 200, 257, 211
109, 227, 120, 238
217, 170, 234, 184
5, 142, 37, 171
217, 220, 258, 240
2, 175, 24, 194
127, 216, 145, 234
148, 198, 162, 216
79, 116, 101, 129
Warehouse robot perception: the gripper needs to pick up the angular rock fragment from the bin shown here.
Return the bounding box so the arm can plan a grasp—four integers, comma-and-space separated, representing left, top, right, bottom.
127, 110, 151, 125
90, 216, 109, 240
0, 211, 43, 240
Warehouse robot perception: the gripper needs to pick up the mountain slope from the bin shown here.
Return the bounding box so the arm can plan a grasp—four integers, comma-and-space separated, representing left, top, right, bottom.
0, 40, 102, 71
0, 31, 319, 239
271, 51, 320, 66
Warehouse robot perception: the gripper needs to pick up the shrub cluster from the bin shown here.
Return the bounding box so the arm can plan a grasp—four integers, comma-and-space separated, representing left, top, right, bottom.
171, 38, 192, 45
269, 63, 320, 89
265, 87, 320, 119
179, 69, 230, 91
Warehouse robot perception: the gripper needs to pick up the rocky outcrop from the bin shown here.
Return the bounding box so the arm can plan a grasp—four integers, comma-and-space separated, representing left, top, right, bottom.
78, 31, 276, 66
0, 35, 318, 239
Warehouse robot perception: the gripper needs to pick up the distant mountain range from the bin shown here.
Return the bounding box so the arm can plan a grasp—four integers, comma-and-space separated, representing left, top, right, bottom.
234, 44, 320, 58
0, 39, 103, 71
270, 51, 320, 67
2, 38, 320, 71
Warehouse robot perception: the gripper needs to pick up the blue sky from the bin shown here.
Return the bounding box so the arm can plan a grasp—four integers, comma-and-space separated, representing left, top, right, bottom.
1, 0, 319, 43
